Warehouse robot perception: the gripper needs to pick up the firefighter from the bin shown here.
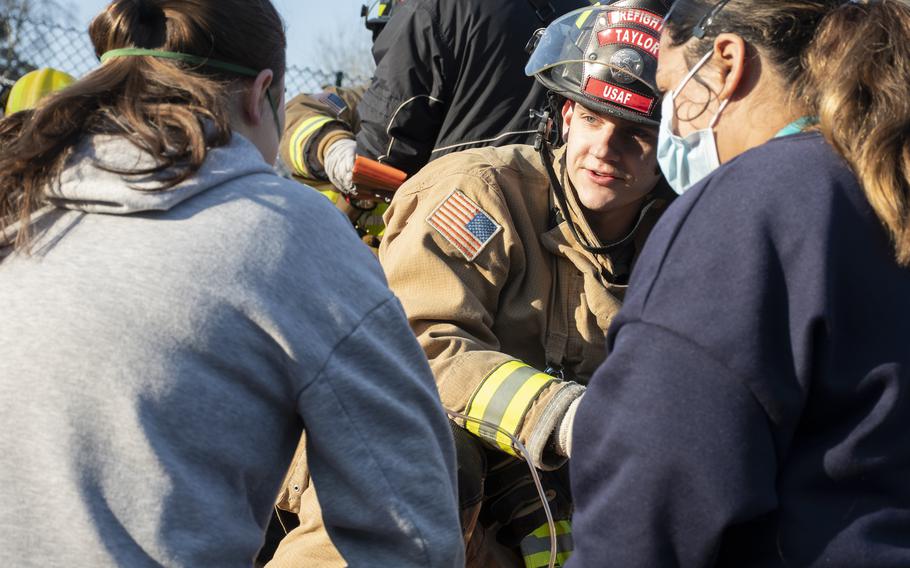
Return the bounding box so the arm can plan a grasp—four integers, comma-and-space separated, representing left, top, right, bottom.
377, 1, 673, 566
276, 1, 408, 250
277, 82, 392, 248
268, 1, 671, 566
317, 0, 593, 192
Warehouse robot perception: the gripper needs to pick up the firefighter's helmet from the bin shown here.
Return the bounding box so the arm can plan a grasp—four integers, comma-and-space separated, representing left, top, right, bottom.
362, 0, 404, 38
5, 67, 76, 115
526, 0, 671, 126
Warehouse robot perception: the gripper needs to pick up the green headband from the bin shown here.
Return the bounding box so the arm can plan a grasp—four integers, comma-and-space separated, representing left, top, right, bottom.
100, 48, 261, 77
99, 47, 283, 138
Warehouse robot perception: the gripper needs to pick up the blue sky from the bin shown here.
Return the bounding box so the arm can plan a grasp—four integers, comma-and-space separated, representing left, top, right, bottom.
67, 0, 370, 70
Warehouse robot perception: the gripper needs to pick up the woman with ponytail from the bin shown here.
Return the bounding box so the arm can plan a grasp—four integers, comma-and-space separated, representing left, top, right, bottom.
0, 1, 463, 566
566, 1, 910, 566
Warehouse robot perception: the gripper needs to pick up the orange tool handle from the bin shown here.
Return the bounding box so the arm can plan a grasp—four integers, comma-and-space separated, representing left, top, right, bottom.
352, 156, 408, 193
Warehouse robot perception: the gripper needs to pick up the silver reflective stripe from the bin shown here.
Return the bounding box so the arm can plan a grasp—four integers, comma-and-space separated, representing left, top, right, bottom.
430, 129, 538, 154
477, 364, 541, 442
379, 94, 445, 163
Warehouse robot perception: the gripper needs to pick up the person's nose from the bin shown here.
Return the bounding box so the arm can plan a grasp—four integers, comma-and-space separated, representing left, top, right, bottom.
588, 122, 623, 162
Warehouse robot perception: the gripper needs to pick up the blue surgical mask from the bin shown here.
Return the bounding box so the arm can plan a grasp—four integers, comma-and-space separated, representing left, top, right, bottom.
657, 49, 730, 195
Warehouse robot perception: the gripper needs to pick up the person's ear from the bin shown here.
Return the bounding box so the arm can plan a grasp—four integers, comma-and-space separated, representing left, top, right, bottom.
712, 33, 747, 102
561, 99, 575, 140
242, 69, 274, 126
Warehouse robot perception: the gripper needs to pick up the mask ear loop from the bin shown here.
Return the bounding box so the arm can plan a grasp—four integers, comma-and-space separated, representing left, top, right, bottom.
670, 48, 714, 99
708, 97, 730, 128
670, 48, 729, 132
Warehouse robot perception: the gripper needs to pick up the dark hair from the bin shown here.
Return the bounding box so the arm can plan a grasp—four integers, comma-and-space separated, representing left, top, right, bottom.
664, 0, 910, 265
0, 0, 286, 252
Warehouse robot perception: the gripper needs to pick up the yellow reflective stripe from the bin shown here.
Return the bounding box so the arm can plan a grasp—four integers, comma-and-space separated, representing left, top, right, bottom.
575, 9, 593, 28
522, 520, 574, 567
378, 2, 389, 16
494, 371, 553, 453
523, 551, 572, 568
531, 520, 571, 538
318, 188, 341, 203
288, 116, 332, 175
357, 202, 388, 236
465, 360, 526, 436
465, 360, 555, 456
573, 2, 603, 27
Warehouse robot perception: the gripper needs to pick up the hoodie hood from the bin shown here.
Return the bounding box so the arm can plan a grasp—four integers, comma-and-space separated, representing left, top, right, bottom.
0, 132, 276, 252
45, 132, 275, 215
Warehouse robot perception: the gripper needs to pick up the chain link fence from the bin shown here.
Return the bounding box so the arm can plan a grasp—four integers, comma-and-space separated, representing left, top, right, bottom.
0, 18, 369, 98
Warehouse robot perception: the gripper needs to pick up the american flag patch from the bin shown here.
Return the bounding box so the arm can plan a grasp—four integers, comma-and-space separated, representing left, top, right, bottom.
316, 91, 347, 116
426, 190, 502, 261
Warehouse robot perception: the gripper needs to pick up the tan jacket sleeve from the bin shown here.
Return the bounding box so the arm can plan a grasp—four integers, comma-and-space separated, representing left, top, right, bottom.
279, 85, 366, 181
269, 444, 347, 568
379, 165, 582, 469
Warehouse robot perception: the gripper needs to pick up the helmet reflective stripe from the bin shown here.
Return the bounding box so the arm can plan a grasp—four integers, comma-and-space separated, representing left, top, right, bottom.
364, 0, 402, 32
575, 8, 595, 28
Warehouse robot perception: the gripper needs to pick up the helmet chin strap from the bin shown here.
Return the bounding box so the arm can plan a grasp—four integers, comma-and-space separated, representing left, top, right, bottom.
536, 133, 658, 261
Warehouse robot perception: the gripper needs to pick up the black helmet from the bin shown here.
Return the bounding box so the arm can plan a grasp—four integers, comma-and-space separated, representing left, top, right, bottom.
526, 0, 671, 126
362, 0, 403, 37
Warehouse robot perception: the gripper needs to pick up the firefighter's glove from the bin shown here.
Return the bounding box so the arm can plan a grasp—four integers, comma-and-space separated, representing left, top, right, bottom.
324, 138, 357, 195
483, 458, 573, 548
483, 458, 544, 532
555, 396, 582, 458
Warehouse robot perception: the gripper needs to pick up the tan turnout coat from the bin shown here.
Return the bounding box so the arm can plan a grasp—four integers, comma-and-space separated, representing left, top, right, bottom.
380, 143, 669, 467
268, 143, 670, 567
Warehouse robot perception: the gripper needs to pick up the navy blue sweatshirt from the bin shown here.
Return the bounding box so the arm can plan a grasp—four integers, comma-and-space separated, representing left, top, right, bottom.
567, 132, 910, 567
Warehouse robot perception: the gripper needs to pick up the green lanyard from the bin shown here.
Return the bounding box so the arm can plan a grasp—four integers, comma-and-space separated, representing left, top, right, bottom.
774, 116, 818, 138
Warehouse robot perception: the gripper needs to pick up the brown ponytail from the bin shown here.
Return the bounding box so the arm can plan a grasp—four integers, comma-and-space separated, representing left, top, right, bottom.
0, 0, 286, 252
804, 0, 910, 265
664, 0, 910, 266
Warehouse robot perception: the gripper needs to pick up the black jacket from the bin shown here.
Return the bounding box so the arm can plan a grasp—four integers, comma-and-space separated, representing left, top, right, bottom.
355, 0, 589, 175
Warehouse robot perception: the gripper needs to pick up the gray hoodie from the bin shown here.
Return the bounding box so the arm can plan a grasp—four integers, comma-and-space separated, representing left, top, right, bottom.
0, 134, 463, 567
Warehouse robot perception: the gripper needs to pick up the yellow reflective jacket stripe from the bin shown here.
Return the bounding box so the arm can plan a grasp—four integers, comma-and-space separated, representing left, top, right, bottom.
465, 360, 555, 456
523, 550, 572, 568
531, 520, 571, 538
522, 520, 573, 568
288, 116, 333, 176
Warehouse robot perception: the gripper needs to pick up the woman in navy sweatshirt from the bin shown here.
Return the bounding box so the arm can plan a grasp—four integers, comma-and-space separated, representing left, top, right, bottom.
566, 1, 910, 566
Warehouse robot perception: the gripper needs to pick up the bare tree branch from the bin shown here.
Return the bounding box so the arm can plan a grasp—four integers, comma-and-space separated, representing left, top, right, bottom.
312, 18, 375, 82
